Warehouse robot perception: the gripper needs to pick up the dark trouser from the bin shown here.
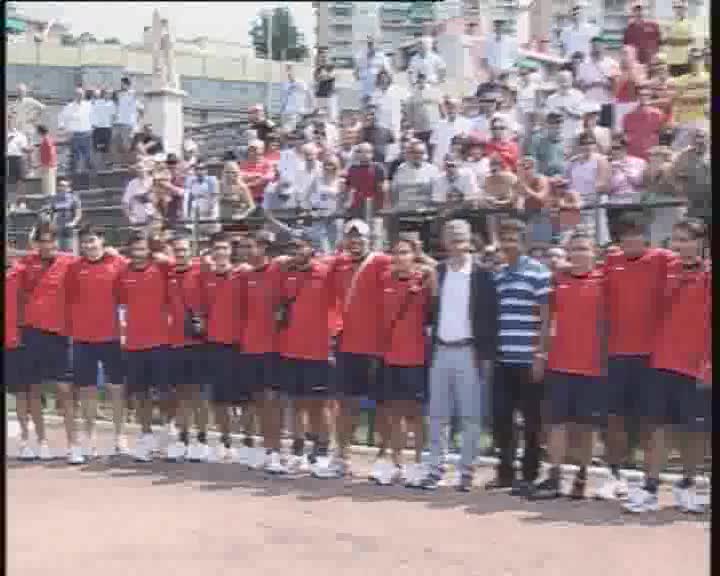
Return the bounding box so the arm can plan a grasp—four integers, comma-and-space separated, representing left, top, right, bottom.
70, 132, 93, 174
492, 363, 543, 483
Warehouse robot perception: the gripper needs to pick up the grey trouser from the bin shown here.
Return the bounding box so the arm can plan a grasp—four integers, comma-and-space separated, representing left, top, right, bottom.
428, 344, 485, 474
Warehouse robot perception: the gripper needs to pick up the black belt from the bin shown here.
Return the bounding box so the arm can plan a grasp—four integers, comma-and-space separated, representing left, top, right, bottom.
437, 338, 474, 348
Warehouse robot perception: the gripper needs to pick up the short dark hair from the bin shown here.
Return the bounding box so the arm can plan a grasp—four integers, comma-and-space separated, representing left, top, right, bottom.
499, 218, 527, 238
578, 132, 597, 145
78, 223, 104, 240
223, 150, 238, 162
36, 124, 49, 135
165, 152, 179, 165
616, 212, 646, 237
546, 111, 563, 123
673, 217, 706, 240
658, 128, 674, 147
612, 133, 628, 147
121, 77, 131, 86
255, 230, 275, 246
127, 230, 149, 246
32, 219, 57, 241
211, 231, 230, 245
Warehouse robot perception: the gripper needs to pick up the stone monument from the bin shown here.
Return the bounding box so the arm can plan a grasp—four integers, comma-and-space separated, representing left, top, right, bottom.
144, 9, 186, 155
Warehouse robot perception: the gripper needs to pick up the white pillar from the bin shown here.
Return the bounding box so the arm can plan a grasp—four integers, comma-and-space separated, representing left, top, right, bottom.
143, 87, 187, 157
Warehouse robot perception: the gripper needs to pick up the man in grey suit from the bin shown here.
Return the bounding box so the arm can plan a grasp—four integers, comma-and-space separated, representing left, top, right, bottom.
422, 220, 498, 491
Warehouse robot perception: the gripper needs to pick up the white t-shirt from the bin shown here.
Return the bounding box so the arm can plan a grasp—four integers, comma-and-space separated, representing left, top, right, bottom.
469, 114, 490, 141
122, 176, 154, 225
303, 122, 339, 149
576, 56, 619, 104
91, 99, 116, 129
355, 50, 391, 97
370, 85, 404, 137
7, 130, 29, 157
281, 81, 312, 117
431, 168, 479, 203
392, 161, 440, 209
184, 175, 220, 220
484, 36, 518, 74
115, 90, 139, 127
546, 89, 586, 149
463, 158, 491, 194
437, 257, 473, 342
305, 177, 340, 217
430, 116, 472, 166
560, 23, 600, 58
59, 100, 93, 133
407, 52, 447, 85
13, 97, 45, 135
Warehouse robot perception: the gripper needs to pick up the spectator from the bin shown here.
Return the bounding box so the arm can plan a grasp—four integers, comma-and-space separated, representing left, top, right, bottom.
643, 138, 682, 246
391, 140, 439, 211
131, 123, 164, 161
239, 140, 274, 204
483, 19, 518, 76
484, 115, 519, 173
669, 48, 710, 150
468, 94, 497, 142
264, 132, 281, 167
607, 134, 647, 240
546, 71, 586, 151
359, 106, 396, 165
431, 153, 479, 207
387, 133, 415, 182
279, 64, 313, 132
576, 38, 619, 128
304, 154, 342, 252
45, 178, 82, 253
220, 157, 255, 220
515, 65, 539, 138
566, 132, 610, 245
613, 44, 645, 132
58, 86, 94, 176
575, 102, 611, 155
407, 36, 447, 86
7, 117, 30, 211
122, 160, 156, 226
666, 0, 694, 77
183, 137, 199, 170
463, 136, 490, 194
354, 35, 391, 101
304, 108, 339, 150
248, 104, 276, 148
517, 156, 551, 246
670, 127, 711, 237
430, 98, 471, 167
647, 55, 673, 124
337, 126, 358, 171
370, 69, 404, 152
12, 83, 45, 176
559, 4, 599, 59
113, 77, 141, 166
475, 69, 504, 103
91, 88, 116, 170
528, 112, 565, 177
37, 124, 58, 197
345, 142, 388, 217
547, 175, 582, 244
157, 154, 187, 226
484, 155, 519, 244
183, 159, 220, 233
276, 130, 305, 191
314, 47, 338, 122
623, 2, 661, 66
623, 83, 664, 160
404, 73, 443, 154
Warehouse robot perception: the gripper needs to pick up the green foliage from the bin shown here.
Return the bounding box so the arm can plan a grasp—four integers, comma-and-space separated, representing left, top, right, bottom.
250, 7, 309, 62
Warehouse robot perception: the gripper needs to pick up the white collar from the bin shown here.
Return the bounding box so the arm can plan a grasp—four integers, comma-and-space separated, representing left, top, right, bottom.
447, 256, 472, 275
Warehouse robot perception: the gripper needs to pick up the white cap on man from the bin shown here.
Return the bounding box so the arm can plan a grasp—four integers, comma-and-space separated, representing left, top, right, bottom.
343, 219, 370, 237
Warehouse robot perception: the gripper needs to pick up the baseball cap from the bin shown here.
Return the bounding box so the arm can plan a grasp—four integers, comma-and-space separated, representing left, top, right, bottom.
343, 219, 370, 237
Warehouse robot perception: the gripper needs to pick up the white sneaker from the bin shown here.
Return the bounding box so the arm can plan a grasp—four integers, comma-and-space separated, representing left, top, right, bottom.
166, 441, 186, 461
673, 480, 690, 511
68, 444, 86, 465
148, 433, 159, 454
209, 444, 227, 463
133, 436, 153, 463
83, 439, 98, 460
265, 451, 288, 475
623, 486, 659, 514
311, 455, 338, 479
593, 474, 629, 501
187, 442, 209, 462
403, 463, 426, 488
688, 482, 710, 514
114, 435, 129, 455
369, 459, 399, 486
249, 447, 267, 470
287, 454, 306, 474
236, 445, 252, 466
18, 442, 37, 461
38, 441, 52, 461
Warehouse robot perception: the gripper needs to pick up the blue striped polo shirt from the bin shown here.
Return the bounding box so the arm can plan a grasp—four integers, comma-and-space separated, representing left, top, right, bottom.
494, 255, 552, 365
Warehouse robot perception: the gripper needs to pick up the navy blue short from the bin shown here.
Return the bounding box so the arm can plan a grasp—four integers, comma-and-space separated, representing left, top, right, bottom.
335, 352, 381, 398
280, 357, 330, 398
240, 352, 281, 394
125, 347, 170, 399
647, 368, 700, 429
5, 347, 29, 393
168, 345, 207, 388
73, 341, 125, 388
606, 355, 654, 419
206, 344, 243, 404
378, 364, 427, 404
694, 386, 712, 433
546, 371, 605, 425
23, 328, 70, 383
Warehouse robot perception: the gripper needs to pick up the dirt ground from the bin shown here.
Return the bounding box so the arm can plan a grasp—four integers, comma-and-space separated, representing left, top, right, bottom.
7, 424, 709, 576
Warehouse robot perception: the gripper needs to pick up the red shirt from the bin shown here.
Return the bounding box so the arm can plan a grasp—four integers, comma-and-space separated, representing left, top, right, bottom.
5, 264, 23, 349
20, 253, 77, 335
547, 270, 605, 377
484, 139, 519, 172
65, 253, 126, 343
331, 252, 392, 357
264, 150, 281, 168
651, 261, 711, 379
239, 159, 274, 200
167, 260, 203, 348
197, 268, 239, 345
39, 135, 58, 168
277, 260, 335, 361
116, 261, 171, 350
380, 270, 431, 367
603, 248, 674, 356
623, 20, 661, 65
236, 261, 282, 354
345, 163, 386, 210
623, 105, 664, 160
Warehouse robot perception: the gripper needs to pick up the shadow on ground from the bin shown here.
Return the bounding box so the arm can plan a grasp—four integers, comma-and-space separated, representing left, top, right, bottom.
6, 456, 709, 528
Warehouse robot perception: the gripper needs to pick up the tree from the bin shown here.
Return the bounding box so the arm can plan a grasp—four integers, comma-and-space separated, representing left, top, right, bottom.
250, 7, 308, 62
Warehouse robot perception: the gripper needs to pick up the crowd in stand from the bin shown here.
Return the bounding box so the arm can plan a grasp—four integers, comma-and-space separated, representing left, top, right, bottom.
4, 2, 711, 515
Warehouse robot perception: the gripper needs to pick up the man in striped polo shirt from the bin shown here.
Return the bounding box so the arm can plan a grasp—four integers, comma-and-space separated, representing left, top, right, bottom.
486, 218, 552, 497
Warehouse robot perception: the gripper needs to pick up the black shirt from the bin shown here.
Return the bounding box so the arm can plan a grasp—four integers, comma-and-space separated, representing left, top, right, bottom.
314, 65, 336, 98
